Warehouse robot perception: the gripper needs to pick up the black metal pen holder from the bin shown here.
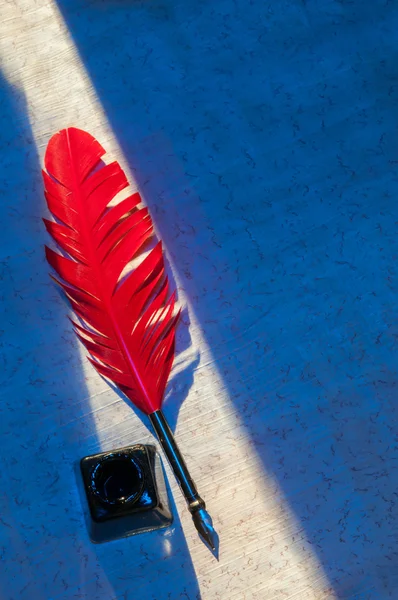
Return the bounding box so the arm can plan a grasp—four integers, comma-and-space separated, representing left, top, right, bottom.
78, 444, 173, 543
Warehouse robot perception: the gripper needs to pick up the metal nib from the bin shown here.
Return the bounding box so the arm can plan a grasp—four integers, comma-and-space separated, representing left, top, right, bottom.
149, 411, 219, 557
192, 508, 219, 557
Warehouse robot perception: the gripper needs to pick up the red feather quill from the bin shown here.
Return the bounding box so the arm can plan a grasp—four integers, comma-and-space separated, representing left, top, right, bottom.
42, 127, 180, 415
43, 127, 217, 552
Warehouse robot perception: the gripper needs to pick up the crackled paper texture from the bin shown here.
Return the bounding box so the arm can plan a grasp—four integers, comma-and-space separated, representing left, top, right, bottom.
1, 1, 398, 599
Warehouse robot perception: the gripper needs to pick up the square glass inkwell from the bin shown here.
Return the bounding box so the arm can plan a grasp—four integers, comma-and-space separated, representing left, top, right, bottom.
78, 444, 173, 543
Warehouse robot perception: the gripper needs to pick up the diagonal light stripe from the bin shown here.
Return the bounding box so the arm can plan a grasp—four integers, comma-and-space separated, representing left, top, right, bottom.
0, 1, 336, 599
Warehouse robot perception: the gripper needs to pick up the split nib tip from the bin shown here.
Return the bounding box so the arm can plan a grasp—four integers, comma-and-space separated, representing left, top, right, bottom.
192, 508, 219, 557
